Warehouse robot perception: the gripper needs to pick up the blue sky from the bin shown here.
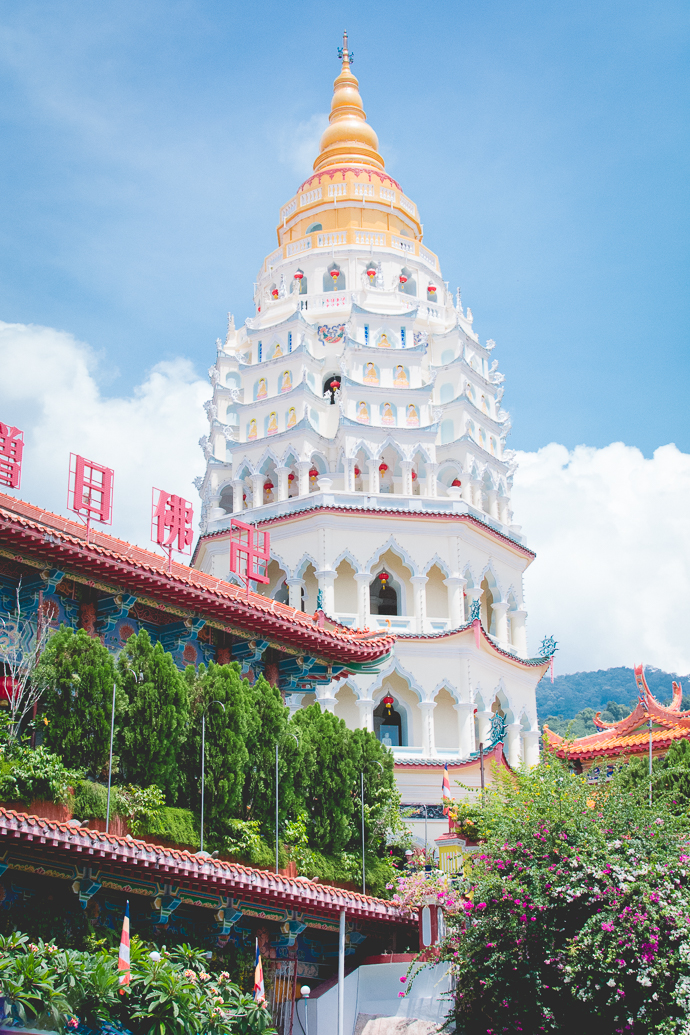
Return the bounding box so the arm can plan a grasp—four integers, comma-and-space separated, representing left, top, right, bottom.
1, 0, 688, 455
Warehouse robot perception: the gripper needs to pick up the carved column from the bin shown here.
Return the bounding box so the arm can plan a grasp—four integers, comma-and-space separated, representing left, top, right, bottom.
251, 473, 264, 507
471, 480, 483, 510
286, 692, 307, 717
231, 478, 244, 513
510, 609, 528, 655
443, 575, 467, 628
344, 457, 356, 492
297, 461, 311, 496
454, 702, 474, 758
486, 489, 499, 519
419, 700, 437, 756
315, 687, 337, 714
505, 722, 523, 768
475, 710, 493, 749
356, 697, 375, 732
315, 569, 337, 614
465, 584, 482, 620
491, 601, 509, 643
400, 460, 414, 496
498, 494, 510, 524
366, 459, 380, 495
461, 478, 473, 505
424, 462, 438, 498
287, 577, 305, 611
354, 572, 372, 629
522, 729, 540, 768
276, 466, 290, 502
409, 575, 428, 633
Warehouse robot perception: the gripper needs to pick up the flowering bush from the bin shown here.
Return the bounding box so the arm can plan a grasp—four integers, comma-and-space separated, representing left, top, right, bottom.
387, 869, 464, 914
433, 757, 690, 1034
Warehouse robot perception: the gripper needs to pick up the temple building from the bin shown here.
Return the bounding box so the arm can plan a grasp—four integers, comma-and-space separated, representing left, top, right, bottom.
545, 665, 690, 772
192, 35, 555, 831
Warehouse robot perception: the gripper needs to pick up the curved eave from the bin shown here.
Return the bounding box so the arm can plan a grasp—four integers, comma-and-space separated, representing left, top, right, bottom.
399, 621, 552, 671
0, 497, 394, 666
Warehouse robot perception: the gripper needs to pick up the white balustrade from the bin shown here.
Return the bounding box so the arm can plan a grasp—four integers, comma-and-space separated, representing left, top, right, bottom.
419, 247, 437, 268
327, 183, 347, 197
317, 232, 347, 247
280, 199, 297, 220
399, 195, 416, 217
300, 187, 322, 205
286, 238, 312, 257
380, 187, 395, 202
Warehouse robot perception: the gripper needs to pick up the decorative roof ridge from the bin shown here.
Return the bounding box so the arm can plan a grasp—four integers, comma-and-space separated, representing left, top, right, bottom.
393, 743, 508, 768
295, 168, 403, 195
0, 807, 407, 915
399, 622, 550, 669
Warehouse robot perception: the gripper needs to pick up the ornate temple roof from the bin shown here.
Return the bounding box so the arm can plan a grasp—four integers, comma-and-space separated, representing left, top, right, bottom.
544, 665, 690, 762
0, 492, 395, 667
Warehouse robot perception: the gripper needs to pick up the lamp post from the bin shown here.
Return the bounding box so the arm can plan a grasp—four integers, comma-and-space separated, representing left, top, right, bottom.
276, 732, 299, 874
105, 682, 116, 834
300, 986, 311, 1035
200, 700, 226, 854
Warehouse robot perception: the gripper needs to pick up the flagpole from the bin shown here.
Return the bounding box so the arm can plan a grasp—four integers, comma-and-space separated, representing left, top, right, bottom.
105, 682, 116, 834
361, 771, 365, 895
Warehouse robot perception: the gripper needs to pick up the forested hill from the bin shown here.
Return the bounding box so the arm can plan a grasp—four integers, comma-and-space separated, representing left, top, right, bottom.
537, 666, 690, 720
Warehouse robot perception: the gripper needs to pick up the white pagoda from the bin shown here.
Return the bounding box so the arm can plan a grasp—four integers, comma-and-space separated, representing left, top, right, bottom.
193, 36, 551, 825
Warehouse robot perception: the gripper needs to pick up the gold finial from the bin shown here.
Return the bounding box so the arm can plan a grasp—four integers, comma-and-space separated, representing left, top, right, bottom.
313, 33, 385, 173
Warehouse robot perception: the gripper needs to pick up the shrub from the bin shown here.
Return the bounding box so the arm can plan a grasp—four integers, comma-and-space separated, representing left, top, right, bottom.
72, 779, 110, 820
140, 806, 200, 848
0, 745, 81, 805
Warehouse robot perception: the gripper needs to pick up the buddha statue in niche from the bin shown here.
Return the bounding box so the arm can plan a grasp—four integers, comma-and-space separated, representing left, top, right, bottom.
267, 412, 278, 435
281, 369, 292, 392
394, 364, 409, 387
287, 406, 297, 428
364, 362, 379, 385
357, 401, 370, 423
248, 418, 257, 440
378, 331, 392, 348
257, 378, 267, 399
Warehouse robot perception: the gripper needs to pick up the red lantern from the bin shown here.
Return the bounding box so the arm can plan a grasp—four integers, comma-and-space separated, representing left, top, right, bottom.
293, 270, 304, 280
330, 380, 340, 390
378, 571, 390, 583
309, 467, 319, 478
399, 274, 408, 285
264, 481, 274, 491
287, 472, 295, 482
354, 466, 361, 477
428, 284, 437, 294
330, 268, 340, 282
379, 462, 388, 474
366, 266, 377, 280
411, 471, 417, 481
452, 478, 461, 487
271, 288, 279, 299
382, 692, 395, 717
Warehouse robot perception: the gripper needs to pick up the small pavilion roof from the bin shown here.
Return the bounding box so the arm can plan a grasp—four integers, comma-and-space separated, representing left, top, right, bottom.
544, 665, 690, 761
0, 492, 394, 667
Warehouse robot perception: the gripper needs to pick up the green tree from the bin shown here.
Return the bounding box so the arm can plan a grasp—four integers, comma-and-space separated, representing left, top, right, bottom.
241, 674, 298, 838
117, 629, 189, 800
38, 626, 124, 774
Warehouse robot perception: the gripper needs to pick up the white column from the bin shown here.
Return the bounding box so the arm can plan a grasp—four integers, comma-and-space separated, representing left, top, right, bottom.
367, 459, 380, 495
498, 494, 510, 524
419, 700, 437, 756
400, 460, 414, 496
315, 687, 337, 714
505, 722, 522, 768
315, 569, 337, 614
356, 697, 375, 732
461, 478, 473, 505
409, 575, 428, 634
276, 465, 290, 502
287, 577, 305, 611
454, 702, 474, 758
251, 473, 264, 507
424, 462, 438, 498
492, 601, 509, 643
286, 692, 307, 717
466, 584, 482, 621
231, 478, 244, 513
475, 710, 492, 749
486, 489, 499, 519
510, 609, 528, 655
354, 572, 372, 629
471, 480, 483, 510
344, 457, 356, 492
522, 729, 540, 768
443, 575, 467, 628
297, 461, 311, 496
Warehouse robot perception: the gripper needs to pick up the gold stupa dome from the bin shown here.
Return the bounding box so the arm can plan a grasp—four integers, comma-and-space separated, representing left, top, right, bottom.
313, 33, 385, 173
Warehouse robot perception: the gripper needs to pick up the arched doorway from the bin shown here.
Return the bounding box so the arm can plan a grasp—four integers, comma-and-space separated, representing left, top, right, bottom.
370, 571, 399, 615
374, 696, 404, 746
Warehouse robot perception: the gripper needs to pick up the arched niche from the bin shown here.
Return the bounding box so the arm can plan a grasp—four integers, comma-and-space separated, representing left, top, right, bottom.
434, 688, 458, 750
425, 564, 448, 620
334, 558, 358, 615
335, 684, 360, 728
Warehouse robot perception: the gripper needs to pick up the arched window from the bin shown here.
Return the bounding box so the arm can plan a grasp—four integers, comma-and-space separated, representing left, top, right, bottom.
219, 486, 233, 514
398, 267, 417, 297
374, 697, 404, 746
440, 419, 454, 444
441, 349, 454, 364
306, 222, 322, 233
324, 263, 346, 291
439, 383, 454, 404
323, 374, 341, 404
294, 269, 308, 295
370, 572, 398, 616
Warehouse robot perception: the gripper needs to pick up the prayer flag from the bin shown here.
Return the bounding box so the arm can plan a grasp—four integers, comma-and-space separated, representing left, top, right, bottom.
442, 763, 452, 815
253, 937, 265, 1003
118, 901, 130, 988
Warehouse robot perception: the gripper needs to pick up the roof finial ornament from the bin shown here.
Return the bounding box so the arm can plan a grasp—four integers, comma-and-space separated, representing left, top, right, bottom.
338, 30, 353, 66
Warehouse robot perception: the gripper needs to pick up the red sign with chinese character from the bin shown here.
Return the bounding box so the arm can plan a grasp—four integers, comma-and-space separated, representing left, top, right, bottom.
151, 488, 194, 556
68, 454, 114, 526
0, 422, 24, 489
229, 518, 270, 585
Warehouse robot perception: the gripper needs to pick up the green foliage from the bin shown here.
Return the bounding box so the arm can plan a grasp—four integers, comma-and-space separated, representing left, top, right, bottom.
141, 806, 200, 848
241, 673, 296, 836
219, 817, 263, 856
38, 626, 125, 775
117, 629, 190, 800
117, 783, 166, 836
72, 778, 110, 820
620, 738, 690, 809
537, 665, 689, 721
0, 931, 277, 1034
433, 756, 690, 1034
0, 745, 81, 805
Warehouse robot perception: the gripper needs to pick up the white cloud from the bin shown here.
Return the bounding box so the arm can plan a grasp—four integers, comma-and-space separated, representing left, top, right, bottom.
0, 321, 209, 552
513, 441, 690, 676
277, 114, 329, 177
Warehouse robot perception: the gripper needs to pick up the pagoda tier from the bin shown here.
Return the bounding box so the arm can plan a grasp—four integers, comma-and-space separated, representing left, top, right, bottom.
194, 37, 550, 817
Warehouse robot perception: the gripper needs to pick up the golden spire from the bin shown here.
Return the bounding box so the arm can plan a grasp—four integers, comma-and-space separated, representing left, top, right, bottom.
313, 32, 385, 173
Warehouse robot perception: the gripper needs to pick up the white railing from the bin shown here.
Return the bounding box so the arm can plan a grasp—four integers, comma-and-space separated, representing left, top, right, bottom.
419, 246, 437, 269
355, 232, 386, 246
280, 199, 297, 220
300, 187, 322, 206
328, 182, 347, 197
317, 231, 347, 247
354, 183, 375, 197
399, 195, 416, 217
392, 236, 414, 253
380, 187, 396, 202
286, 238, 312, 257
309, 293, 350, 310
265, 247, 282, 270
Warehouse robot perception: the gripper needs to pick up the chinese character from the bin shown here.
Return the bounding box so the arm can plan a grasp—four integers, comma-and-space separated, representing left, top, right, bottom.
68, 455, 114, 533
152, 489, 194, 555
0, 422, 24, 489
229, 518, 270, 585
